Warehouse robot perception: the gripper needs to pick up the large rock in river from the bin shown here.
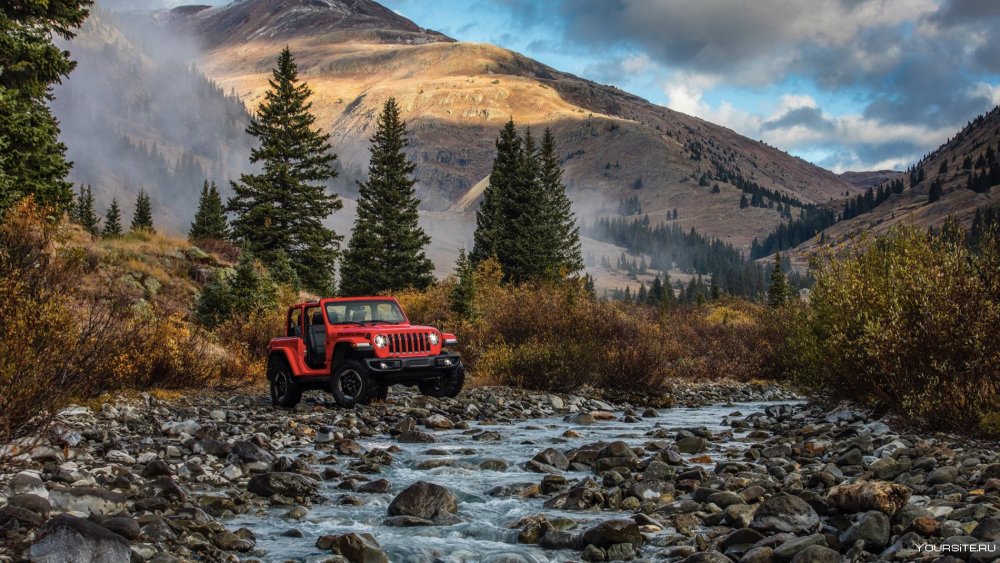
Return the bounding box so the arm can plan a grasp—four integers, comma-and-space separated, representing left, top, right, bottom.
386, 481, 458, 524
750, 494, 820, 534
29, 514, 130, 563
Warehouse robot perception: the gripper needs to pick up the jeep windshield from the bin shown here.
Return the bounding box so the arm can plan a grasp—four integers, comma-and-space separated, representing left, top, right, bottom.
325, 300, 406, 325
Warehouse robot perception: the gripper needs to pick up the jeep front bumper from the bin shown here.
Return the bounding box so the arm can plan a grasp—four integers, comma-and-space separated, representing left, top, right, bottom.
364, 353, 461, 383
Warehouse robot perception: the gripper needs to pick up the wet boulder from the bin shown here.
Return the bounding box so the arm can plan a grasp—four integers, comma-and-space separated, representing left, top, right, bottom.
247, 472, 319, 498
581, 519, 643, 548
749, 494, 820, 534
386, 481, 459, 524
29, 514, 130, 563
316, 532, 389, 563
49, 487, 127, 516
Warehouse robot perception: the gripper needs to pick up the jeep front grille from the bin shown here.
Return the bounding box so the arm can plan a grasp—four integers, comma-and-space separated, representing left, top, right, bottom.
387, 332, 430, 356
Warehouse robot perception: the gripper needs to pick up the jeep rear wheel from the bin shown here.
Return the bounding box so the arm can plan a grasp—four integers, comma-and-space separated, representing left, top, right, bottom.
331, 360, 372, 408
268, 356, 302, 408
418, 364, 465, 398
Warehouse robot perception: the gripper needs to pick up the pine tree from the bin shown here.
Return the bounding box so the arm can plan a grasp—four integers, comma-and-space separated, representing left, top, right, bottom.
339, 98, 433, 296
450, 248, 476, 318
928, 179, 944, 203
195, 251, 278, 328
767, 252, 791, 308
538, 128, 583, 277
102, 199, 123, 237
227, 47, 342, 293
269, 249, 301, 292
472, 119, 521, 265
0, 1, 92, 217
73, 185, 100, 235
131, 189, 154, 233
189, 180, 229, 241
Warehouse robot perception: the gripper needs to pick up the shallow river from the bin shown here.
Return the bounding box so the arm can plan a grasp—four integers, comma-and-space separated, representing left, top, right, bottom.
227, 400, 797, 562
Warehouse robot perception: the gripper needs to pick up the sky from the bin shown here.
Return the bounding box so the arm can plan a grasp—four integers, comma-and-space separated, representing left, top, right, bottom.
102, 0, 1000, 173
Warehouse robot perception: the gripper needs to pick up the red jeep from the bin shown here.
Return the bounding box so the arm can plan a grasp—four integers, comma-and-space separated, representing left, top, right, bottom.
266, 296, 464, 408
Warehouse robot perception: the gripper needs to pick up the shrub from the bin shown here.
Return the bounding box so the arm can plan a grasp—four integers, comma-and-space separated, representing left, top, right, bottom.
794, 226, 1000, 433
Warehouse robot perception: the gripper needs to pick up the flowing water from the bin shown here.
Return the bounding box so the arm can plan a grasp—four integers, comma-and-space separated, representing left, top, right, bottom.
227, 401, 797, 562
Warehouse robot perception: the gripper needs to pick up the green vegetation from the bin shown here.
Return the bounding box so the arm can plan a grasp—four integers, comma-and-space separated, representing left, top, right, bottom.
189, 180, 229, 242
71, 185, 100, 236
340, 98, 434, 296
0, 1, 92, 216
472, 120, 583, 283
196, 251, 278, 329
131, 189, 155, 233
227, 47, 342, 293
102, 199, 123, 237
751, 207, 836, 258
785, 225, 1000, 434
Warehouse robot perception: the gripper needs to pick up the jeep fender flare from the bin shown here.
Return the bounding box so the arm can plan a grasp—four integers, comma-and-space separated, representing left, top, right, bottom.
266, 349, 294, 381
331, 337, 371, 369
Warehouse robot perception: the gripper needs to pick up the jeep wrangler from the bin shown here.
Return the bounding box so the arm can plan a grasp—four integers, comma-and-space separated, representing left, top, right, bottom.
266, 297, 464, 408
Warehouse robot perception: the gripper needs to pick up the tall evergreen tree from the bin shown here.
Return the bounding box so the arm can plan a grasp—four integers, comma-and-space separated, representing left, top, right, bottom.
227, 47, 342, 292
471, 119, 521, 265
0, 1, 92, 217
102, 199, 123, 237
767, 252, 792, 308
73, 185, 99, 235
450, 248, 476, 318
189, 180, 229, 241
131, 189, 154, 232
339, 98, 433, 296
538, 128, 583, 277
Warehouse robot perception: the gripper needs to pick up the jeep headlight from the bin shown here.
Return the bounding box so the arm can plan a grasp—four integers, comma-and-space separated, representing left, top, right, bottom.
428, 332, 440, 345
374, 334, 388, 348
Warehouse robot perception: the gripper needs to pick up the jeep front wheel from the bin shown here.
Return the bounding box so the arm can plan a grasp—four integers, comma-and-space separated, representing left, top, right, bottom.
268, 356, 302, 408
418, 364, 465, 398
331, 360, 372, 408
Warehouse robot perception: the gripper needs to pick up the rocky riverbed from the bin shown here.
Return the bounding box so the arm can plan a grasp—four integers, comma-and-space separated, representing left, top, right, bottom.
1, 383, 998, 562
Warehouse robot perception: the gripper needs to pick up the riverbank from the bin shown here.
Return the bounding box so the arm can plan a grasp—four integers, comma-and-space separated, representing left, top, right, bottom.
1, 383, 997, 562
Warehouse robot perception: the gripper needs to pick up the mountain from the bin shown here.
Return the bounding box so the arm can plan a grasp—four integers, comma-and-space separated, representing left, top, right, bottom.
786, 105, 1000, 267
51, 7, 254, 228
170, 0, 861, 255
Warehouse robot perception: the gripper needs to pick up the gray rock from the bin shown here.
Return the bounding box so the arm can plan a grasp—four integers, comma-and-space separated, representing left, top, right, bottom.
679, 551, 733, 563
750, 494, 820, 534
532, 448, 570, 471
100, 516, 140, 540
790, 545, 841, 563
386, 482, 458, 523
773, 533, 826, 560
841, 510, 890, 549
29, 514, 130, 563
581, 519, 643, 548
247, 472, 319, 498
231, 440, 275, 464
676, 436, 707, 454
926, 465, 959, 485
316, 532, 388, 563
972, 518, 1000, 542
739, 547, 774, 563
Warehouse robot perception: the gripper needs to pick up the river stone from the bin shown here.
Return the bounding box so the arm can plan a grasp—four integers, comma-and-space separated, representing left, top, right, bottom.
30, 514, 130, 563
387, 482, 458, 523
0, 504, 45, 527
598, 441, 637, 460
531, 448, 570, 471
750, 494, 820, 534
739, 547, 775, 563
8, 493, 51, 517
773, 533, 827, 560
141, 459, 173, 478
317, 532, 388, 563
826, 481, 911, 515
581, 519, 642, 548
398, 430, 436, 443
357, 479, 391, 494
841, 510, 890, 549
10, 472, 48, 498
676, 436, 707, 454
678, 551, 732, 562
100, 516, 141, 540
49, 487, 127, 516
247, 472, 319, 498
789, 545, 841, 563
926, 465, 959, 485
231, 440, 275, 464
972, 518, 1000, 541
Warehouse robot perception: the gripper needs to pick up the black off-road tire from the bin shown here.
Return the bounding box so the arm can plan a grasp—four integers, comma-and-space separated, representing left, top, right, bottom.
331, 359, 373, 408
268, 356, 302, 408
418, 364, 465, 398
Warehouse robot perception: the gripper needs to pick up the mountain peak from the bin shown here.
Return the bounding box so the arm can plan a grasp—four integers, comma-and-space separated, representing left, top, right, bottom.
175, 0, 453, 48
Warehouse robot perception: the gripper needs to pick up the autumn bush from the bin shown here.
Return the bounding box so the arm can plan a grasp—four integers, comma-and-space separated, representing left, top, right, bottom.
789, 226, 1000, 434
0, 202, 267, 443
399, 259, 783, 394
